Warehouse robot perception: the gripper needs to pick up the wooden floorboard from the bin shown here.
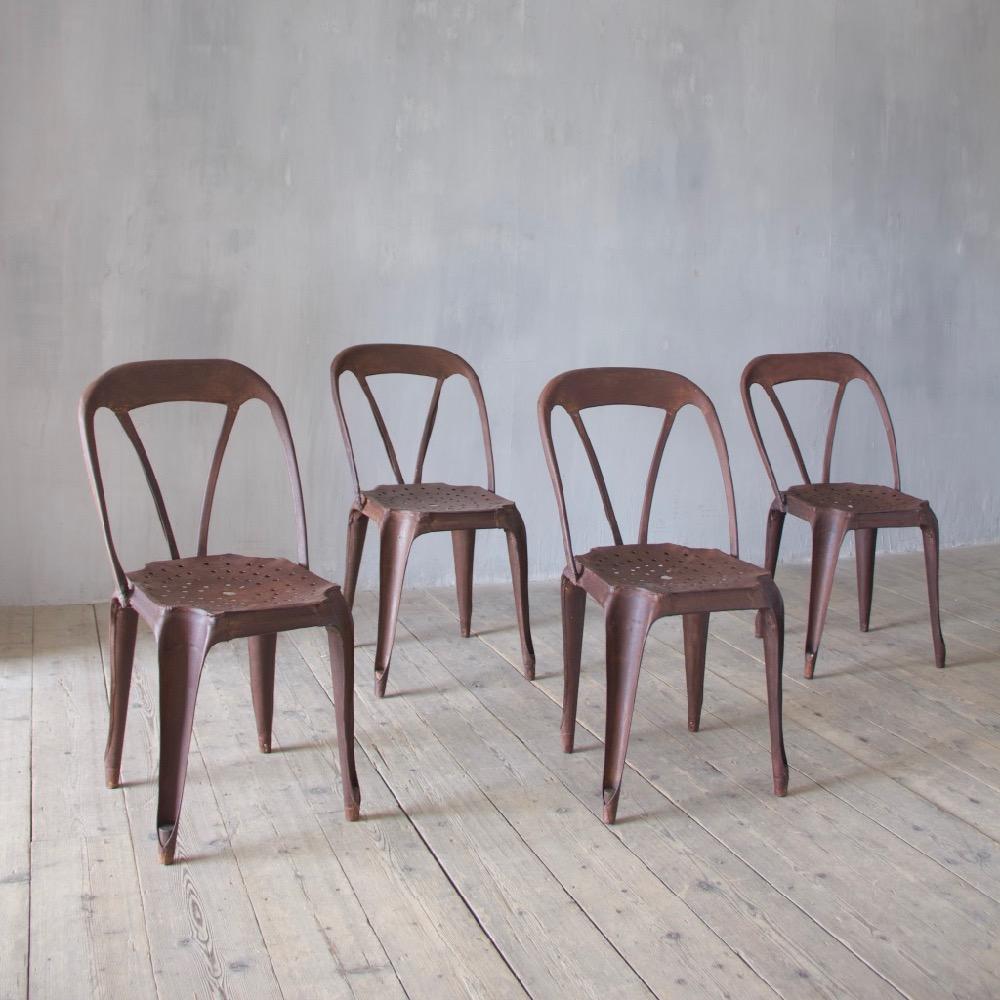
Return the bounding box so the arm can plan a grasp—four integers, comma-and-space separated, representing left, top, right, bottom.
452, 585, 999, 999
29, 605, 156, 1000
0, 607, 32, 1000
10, 545, 1000, 998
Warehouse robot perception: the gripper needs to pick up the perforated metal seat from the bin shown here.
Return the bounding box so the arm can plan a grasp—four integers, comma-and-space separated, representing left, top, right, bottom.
578, 543, 770, 598
786, 483, 925, 515
129, 555, 337, 614
363, 483, 515, 515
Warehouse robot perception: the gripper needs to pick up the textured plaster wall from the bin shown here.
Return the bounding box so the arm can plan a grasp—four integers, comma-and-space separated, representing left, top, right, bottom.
2, 2, 998, 604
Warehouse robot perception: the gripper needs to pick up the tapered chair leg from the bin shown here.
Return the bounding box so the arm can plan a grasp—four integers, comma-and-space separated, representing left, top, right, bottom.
344, 507, 369, 608
804, 512, 849, 678
560, 575, 586, 752
374, 514, 419, 698
155, 615, 211, 865
248, 633, 277, 753
921, 510, 946, 668
504, 510, 536, 680
759, 583, 789, 796
682, 612, 709, 733
452, 529, 476, 638
327, 607, 361, 821
602, 596, 655, 824
755, 503, 786, 638
855, 528, 877, 633
105, 598, 138, 789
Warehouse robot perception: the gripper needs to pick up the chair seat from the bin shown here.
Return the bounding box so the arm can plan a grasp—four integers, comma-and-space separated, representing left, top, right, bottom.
578, 543, 769, 596
362, 482, 515, 515
128, 554, 337, 615
786, 482, 925, 515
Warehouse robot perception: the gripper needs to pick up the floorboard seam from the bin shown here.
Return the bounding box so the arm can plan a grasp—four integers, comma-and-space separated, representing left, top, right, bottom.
650, 618, 1000, 838
286, 630, 533, 1000
399, 621, 668, 1000
873, 579, 1000, 636
416, 594, 798, 1000
90, 603, 163, 1000
705, 611, 1000, 764
707, 607, 1000, 755
26, 608, 34, 1000
189, 725, 290, 1000
422, 590, 912, 999
258, 655, 414, 1000
681, 657, 1000, 904
549, 694, 913, 1000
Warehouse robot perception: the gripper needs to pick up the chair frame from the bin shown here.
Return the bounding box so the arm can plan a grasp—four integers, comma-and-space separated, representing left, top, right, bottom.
331, 344, 534, 697
740, 351, 945, 677
80, 359, 359, 864
539, 367, 788, 823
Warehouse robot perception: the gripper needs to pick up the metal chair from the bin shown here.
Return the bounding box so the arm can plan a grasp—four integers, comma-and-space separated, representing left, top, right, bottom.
331, 344, 534, 697
740, 351, 945, 678
80, 359, 359, 864
538, 367, 788, 824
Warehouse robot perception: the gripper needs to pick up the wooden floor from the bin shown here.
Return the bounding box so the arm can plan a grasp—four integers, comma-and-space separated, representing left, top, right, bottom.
4, 545, 1000, 999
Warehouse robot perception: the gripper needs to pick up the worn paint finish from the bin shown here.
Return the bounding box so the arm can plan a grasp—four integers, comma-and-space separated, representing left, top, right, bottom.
2, 2, 999, 604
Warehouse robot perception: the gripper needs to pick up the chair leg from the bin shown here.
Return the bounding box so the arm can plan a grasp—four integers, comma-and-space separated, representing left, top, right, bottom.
855, 528, 877, 633
504, 509, 536, 680
327, 600, 361, 821
105, 598, 138, 789
759, 583, 789, 796
343, 508, 369, 608
921, 510, 947, 668
155, 615, 211, 865
374, 513, 419, 698
248, 633, 277, 753
682, 612, 709, 733
452, 529, 476, 638
755, 503, 786, 637
560, 575, 586, 752
804, 512, 849, 678
602, 596, 655, 825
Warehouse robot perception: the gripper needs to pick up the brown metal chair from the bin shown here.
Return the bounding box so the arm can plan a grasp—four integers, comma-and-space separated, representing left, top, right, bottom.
740, 351, 945, 678
80, 359, 360, 865
331, 344, 534, 697
538, 368, 788, 824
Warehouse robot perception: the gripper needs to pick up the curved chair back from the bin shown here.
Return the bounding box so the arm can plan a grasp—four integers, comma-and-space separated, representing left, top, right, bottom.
740, 352, 900, 501
79, 359, 308, 603
330, 344, 495, 502
538, 367, 739, 580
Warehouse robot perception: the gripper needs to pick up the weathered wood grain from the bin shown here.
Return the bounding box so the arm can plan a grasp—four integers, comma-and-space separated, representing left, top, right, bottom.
404, 589, 885, 999
0, 607, 32, 1000
192, 635, 408, 1000
454, 573, 1000, 998
270, 633, 531, 1000
11, 545, 1000, 999
352, 593, 777, 1000
95, 608, 284, 1000
29, 605, 156, 1000
292, 615, 658, 1000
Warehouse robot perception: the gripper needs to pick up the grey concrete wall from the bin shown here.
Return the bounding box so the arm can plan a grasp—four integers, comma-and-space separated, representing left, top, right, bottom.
2, 1, 998, 606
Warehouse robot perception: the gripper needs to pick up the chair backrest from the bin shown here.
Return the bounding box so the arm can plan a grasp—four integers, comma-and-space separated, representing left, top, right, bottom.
538, 367, 739, 580
740, 351, 900, 501
330, 344, 495, 501
79, 359, 308, 603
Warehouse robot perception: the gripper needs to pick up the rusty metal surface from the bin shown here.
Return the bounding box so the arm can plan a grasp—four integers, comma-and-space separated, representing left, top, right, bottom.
539, 366, 788, 824
80, 359, 360, 865
332, 345, 534, 697
741, 351, 945, 677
